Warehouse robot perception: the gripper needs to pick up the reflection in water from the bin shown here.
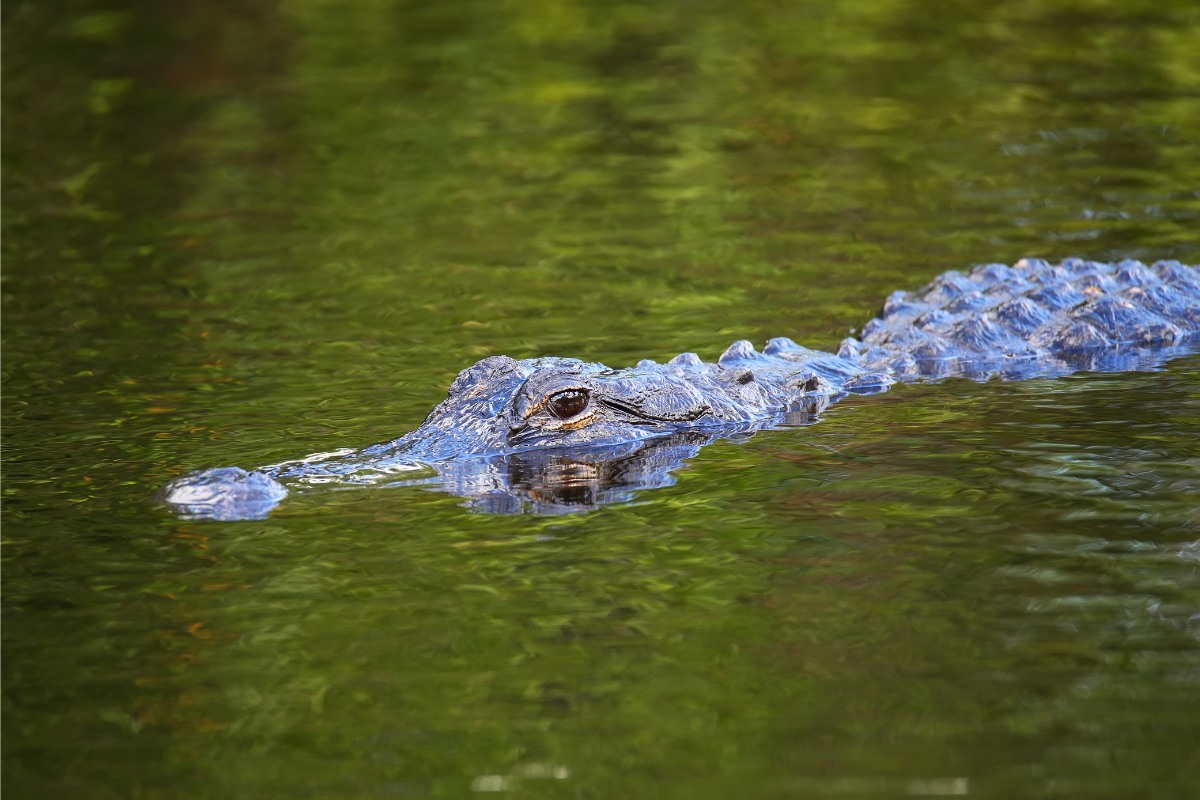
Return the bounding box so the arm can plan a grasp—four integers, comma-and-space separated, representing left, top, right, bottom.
435, 431, 748, 515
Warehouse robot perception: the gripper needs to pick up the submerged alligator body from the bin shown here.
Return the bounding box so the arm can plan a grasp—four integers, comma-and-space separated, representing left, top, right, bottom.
163, 258, 1200, 519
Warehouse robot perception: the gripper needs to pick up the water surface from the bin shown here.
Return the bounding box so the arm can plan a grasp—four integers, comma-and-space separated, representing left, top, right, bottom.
4, 1, 1199, 797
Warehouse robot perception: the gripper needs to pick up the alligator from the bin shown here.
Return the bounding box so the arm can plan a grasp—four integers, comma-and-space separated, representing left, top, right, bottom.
162, 257, 1200, 520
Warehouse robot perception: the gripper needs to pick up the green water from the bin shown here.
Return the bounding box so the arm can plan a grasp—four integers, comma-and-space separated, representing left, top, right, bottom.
4, 1, 1199, 797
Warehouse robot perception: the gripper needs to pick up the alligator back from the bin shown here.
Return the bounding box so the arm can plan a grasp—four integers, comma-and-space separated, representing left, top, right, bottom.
838, 258, 1200, 382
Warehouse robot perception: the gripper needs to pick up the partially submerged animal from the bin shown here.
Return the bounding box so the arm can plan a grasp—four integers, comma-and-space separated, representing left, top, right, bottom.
162, 258, 1200, 519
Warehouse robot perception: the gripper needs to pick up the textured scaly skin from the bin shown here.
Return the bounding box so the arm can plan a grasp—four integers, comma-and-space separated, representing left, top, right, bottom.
161, 258, 1200, 519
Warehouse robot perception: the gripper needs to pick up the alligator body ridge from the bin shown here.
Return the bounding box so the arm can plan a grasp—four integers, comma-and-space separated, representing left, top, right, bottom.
162, 257, 1200, 519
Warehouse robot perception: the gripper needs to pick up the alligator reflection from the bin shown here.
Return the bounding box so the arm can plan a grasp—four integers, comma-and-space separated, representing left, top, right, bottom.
384, 399, 827, 514
436, 431, 751, 515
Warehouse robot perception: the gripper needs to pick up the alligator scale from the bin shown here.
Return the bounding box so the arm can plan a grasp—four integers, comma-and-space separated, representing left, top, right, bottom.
163, 258, 1200, 519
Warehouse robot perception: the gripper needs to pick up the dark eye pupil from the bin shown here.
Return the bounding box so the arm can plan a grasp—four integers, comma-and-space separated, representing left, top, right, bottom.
548, 389, 589, 420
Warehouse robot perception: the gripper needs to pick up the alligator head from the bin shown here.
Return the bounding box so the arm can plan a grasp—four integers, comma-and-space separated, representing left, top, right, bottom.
378, 350, 832, 463
163, 348, 835, 520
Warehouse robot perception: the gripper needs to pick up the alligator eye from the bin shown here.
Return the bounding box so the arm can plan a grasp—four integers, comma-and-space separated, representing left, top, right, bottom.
547, 389, 589, 420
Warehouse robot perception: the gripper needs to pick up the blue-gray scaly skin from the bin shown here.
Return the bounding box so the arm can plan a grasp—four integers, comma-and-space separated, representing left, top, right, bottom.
161, 258, 1200, 519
